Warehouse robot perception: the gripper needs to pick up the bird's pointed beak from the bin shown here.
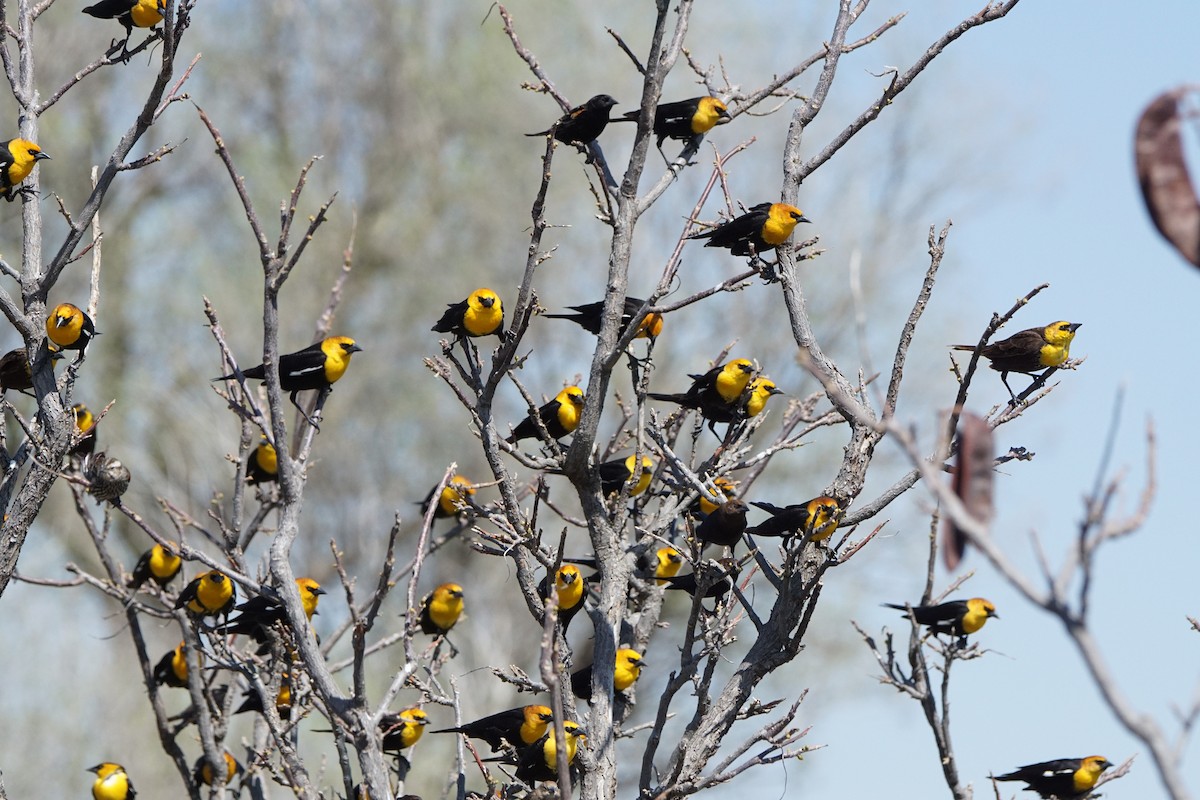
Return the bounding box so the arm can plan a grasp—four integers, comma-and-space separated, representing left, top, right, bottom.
348, 344, 364, 353
1068, 323, 1082, 332
34, 151, 50, 161
768, 386, 785, 396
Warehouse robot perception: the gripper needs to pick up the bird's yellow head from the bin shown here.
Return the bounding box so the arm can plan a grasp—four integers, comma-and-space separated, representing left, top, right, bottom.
7, 139, 48, 180
529, 705, 554, 725
694, 96, 731, 133
637, 311, 664, 339
397, 707, 429, 747
88, 762, 125, 780
558, 386, 586, 408
254, 439, 278, 474
197, 752, 239, 786
772, 203, 809, 226
804, 496, 842, 541
622, 453, 655, 496
469, 288, 501, 311
318, 336, 362, 383
1042, 320, 1082, 347
72, 403, 95, 433
967, 597, 997, 619
1076, 756, 1113, 789
438, 475, 475, 516
655, 547, 684, 582
698, 477, 736, 516
297, 577, 325, 618
615, 648, 645, 689
745, 378, 784, 417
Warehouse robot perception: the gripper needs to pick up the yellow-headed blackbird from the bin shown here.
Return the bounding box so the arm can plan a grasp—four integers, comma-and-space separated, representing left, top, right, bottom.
953, 321, 1082, 402
995, 756, 1113, 799
747, 496, 842, 542
418, 583, 464, 635
45, 302, 96, 353
420, 475, 475, 519
219, 577, 324, 641
175, 570, 236, 617
571, 648, 645, 701
84, 452, 131, 504
688, 202, 810, 257
217, 336, 362, 424
742, 378, 784, 417
691, 477, 737, 517
598, 454, 654, 497
695, 499, 749, 548
619, 96, 730, 149
526, 94, 618, 145
506, 386, 585, 443
71, 403, 98, 456
648, 358, 755, 428
152, 641, 201, 688
543, 297, 664, 340
82, 0, 163, 34
884, 597, 997, 638
234, 675, 292, 719
637, 546, 683, 584
88, 762, 135, 800
127, 543, 181, 590
661, 559, 736, 600
245, 437, 278, 485
538, 564, 585, 630
431, 704, 553, 751
432, 288, 504, 339
513, 720, 586, 783
381, 707, 429, 751
194, 752, 240, 787
0, 347, 60, 394
0, 138, 49, 201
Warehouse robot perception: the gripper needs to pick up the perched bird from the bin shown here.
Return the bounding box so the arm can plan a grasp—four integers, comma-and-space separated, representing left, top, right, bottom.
953, 321, 1082, 403
380, 707, 429, 751
430, 704, 554, 751
637, 546, 684, 584
216, 336, 363, 427
598, 454, 655, 497
648, 358, 755, 430
526, 94, 618, 146
432, 288, 504, 339
127, 543, 182, 590
419, 475, 476, 519
45, 302, 96, 354
691, 476, 737, 517
513, 720, 586, 783
688, 202, 810, 257
245, 437, 278, 485
747, 496, 843, 542
995, 756, 1113, 799
71, 403, 98, 456
618, 96, 730, 149
543, 297, 664, 341
0, 138, 49, 201
538, 564, 585, 630
234, 675, 293, 719
88, 762, 136, 800
0, 347, 60, 394
152, 641, 200, 688
506, 386, 585, 443
417, 583, 464, 635
193, 752, 240, 787
82, 0, 164, 35
883, 597, 998, 639
694, 499, 750, 548
571, 648, 645, 701
84, 452, 131, 504
175, 570, 237, 617
218, 577, 324, 641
